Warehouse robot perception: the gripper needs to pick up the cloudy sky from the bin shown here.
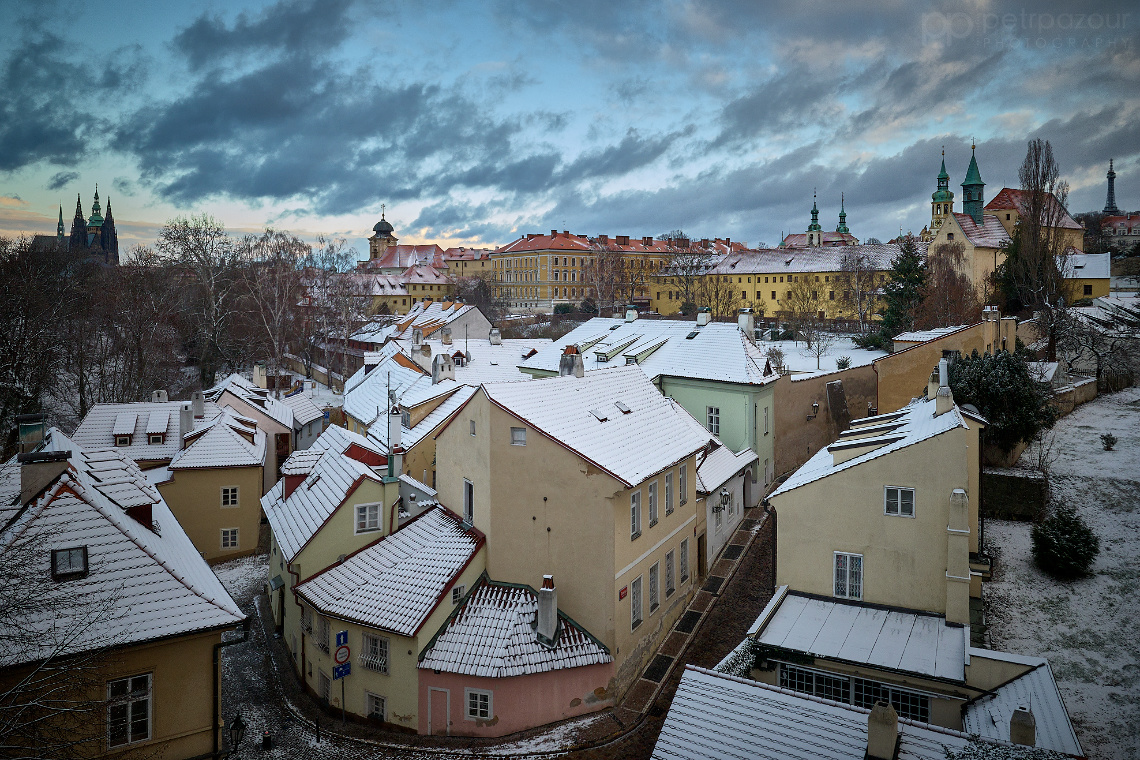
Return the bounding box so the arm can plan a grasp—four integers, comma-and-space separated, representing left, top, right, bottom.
1, 0, 1137, 259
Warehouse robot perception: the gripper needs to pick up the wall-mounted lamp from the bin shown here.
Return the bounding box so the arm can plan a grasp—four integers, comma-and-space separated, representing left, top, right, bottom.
806, 401, 819, 421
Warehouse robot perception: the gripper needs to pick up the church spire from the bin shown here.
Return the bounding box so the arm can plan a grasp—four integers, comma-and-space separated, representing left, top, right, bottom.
807, 191, 822, 232
1104, 159, 1121, 215
836, 193, 850, 234
57, 204, 65, 241
961, 141, 985, 225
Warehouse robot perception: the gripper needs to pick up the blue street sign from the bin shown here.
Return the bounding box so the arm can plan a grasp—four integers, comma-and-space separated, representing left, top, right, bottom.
336, 630, 348, 647
333, 662, 351, 680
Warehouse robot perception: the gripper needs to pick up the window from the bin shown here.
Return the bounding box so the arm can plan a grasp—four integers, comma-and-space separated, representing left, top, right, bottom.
221, 486, 239, 508
834, 552, 863, 600
764, 406, 769, 434
51, 546, 88, 580
679, 464, 688, 505
465, 688, 493, 721
630, 575, 643, 629
706, 406, 720, 435
628, 491, 644, 538
664, 473, 674, 515
1083, 284, 1093, 296
356, 502, 382, 533
764, 458, 771, 486
829, 291, 835, 300
666, 549, 676, 596
884, 487, 915, 517
107, 674, 151, 747
771, 290, 776, 300
366, 692, 387, 721
318, 671, 331, 702
301, 604, 312, 633
463, 479, 474, 524
115, 435, 130, 447
452, 585, 465, 605
361, 632, 389, 673
854, 678, 930, 723
148, 434, 163, 445
947, 233, 955, 241
648, 482, 658, 526
316, 615, 330, 653
649, 562, 660, 612
469, 419, 476, 436
680, 539, 690, 582
780, 664, 851, 703
221, 528, 239, 549
510, 427, 527, 446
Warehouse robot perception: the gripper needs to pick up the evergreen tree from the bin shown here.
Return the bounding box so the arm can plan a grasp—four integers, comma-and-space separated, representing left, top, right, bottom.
879, 234, 926, 338
948, 349, 1057, 453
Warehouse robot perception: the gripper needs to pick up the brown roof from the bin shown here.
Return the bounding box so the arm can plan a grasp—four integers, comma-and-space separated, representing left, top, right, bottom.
951, 213, 1012, 248
984, 188, 1082, 230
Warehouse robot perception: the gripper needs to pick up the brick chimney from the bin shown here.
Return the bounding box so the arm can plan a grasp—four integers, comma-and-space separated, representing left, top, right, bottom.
191, 390, 205, 419
179, 403, 193, 447
866, 701, 899, 760
559, 346, 584, 378
441, 326, 452, 345
536, 575, 558, 648
1010, 706, 1036, 746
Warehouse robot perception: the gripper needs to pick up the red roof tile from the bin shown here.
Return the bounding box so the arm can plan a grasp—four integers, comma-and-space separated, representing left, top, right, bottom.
984, 188, 1082, 229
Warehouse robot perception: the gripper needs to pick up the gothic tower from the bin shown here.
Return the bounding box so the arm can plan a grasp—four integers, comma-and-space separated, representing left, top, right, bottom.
836, 193, 850, 234
961, 143, 985, 225
807, 192, 822, 246
1103, 159, 1121, 215
86, 185, 104, 247
68, 193, 88, 252
101, 198, 119, 265
56, 204, 65, 243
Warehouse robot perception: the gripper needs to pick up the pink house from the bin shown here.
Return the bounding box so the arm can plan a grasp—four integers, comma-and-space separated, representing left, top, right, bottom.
417, 575, 613, 737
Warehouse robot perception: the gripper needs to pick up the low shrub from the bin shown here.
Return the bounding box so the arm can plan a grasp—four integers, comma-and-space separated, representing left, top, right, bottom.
1101, 433, 1117, 451
1031, 505, 1099, 579
553, 303, 573, 315
836, 356, 851, 370
853, 332, 888, 350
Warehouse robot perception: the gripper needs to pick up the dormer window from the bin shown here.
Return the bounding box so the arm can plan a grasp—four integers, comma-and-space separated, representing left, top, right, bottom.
52, 546, 89, 581
148, 434, 164, 445
115, 435, 131, 447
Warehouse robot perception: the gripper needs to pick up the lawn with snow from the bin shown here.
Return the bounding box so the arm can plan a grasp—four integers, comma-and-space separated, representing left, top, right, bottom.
984, 387, 1140, 760
759, 336, 887, 376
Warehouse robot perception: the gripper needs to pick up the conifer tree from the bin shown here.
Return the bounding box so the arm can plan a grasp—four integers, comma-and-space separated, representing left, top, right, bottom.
879, 234, 926, 338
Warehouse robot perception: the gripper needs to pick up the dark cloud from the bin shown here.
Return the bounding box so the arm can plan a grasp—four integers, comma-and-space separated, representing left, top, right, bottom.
47, 171, 80, 190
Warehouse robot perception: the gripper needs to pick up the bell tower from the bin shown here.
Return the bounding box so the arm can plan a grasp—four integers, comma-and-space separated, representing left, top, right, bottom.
806, 191, 822, 246
961, 142, 985, 226
930, 147, 955, 233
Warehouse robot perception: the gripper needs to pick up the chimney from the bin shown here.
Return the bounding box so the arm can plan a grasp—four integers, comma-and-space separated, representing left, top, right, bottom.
927, 366, 940, 400
935, 358, 954, 416
151, 390, 168, 402
700, 238, 709, 247
945, 489, 971, 625
441, 326, 452, 345
625, 305, 638, 322
16, 413, 45, 454
550, 229, 558, 237
738, 308, 754, 336
642, 236, 653, 246
432, 353, 455, 384
559, 345, 585, 378
696, 307, 711, 327
18, 451, 71, 506
488, 328, 502, 346
389, 403, 402, 453
536, 575, 559, 647
191, 390, 205, 419
866, 701, 899, 760
179, 403, 193, 445
412, 327, 423, 347
1010, 707, 1036, 746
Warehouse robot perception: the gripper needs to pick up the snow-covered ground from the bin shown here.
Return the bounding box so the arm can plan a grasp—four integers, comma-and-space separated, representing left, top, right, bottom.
984, 387, 1140, 760
758, 336, 887, 376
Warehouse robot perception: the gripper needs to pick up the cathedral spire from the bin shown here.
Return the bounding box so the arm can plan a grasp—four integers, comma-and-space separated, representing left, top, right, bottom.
961, 141, 985, 225
57, 204, 65, 241
836, 193, 849, 234
1103, 159, 1121, 215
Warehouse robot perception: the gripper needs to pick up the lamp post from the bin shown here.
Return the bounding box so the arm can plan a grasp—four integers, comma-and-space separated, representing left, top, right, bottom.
228, 713, 247, 756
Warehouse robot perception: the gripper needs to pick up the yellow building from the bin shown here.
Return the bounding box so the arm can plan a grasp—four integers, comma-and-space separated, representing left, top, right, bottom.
1, 431, 245, 759
433, 364, 712, 696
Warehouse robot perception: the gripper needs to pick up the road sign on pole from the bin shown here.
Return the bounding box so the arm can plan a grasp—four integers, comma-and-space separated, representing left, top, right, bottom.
333, 662, 351, 679
336, 630, 348, 647
335, 645, 350, 665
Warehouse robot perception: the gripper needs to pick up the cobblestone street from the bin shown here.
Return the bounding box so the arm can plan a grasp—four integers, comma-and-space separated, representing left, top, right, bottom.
216, 508, 775, 759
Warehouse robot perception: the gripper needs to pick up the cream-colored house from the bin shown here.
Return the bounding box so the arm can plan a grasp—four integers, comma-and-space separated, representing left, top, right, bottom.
434, 363, 712, 696
0, 431, 245, 759
206, 374, 298, 490
71, 392, 221, 470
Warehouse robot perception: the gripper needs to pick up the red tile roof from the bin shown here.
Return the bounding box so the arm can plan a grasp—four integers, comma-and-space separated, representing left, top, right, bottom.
952, 212, 1011, 248
496, 232, 745, 255
984, 188, 1082, 229
780, 231, 859, 248
359, 244, 446, 270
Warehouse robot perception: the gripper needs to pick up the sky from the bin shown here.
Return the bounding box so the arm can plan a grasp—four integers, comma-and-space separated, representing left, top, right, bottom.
1, 0, 1137, 260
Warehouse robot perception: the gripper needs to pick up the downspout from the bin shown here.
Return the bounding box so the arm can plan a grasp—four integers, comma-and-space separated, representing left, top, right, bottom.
288, 562, 305, 699
212, 617, 251, 759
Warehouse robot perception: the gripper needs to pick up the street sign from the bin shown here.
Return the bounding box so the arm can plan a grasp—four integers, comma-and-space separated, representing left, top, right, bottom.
336, 630, 348, 647
335, 645, 350, 665
333, 662, 351, 680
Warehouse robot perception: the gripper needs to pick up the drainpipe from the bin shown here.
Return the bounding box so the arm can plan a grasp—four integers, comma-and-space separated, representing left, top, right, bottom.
288, 562, 305, 694
213, 617, 251, 759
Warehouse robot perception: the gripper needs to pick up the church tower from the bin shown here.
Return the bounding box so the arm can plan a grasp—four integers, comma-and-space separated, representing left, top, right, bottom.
836, 193, 850, 234
1103, 159, 1121, 215
101, 197, 119, 265
368, 204, 398, 261
930, 148, 955, 233
56, 204, 65, 243
86, 185, 104, 247
961, 143, 985, 226
69, 193, 88, 252
806, 192, 822, 246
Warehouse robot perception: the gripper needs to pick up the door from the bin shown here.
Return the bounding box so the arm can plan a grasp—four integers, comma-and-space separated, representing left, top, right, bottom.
697, 533, 707, 578
429, 687, 450, 736
744, 469, 753, 509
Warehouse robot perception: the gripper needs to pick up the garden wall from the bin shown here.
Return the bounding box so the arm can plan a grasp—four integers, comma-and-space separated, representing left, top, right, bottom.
982, 468, 1046, 521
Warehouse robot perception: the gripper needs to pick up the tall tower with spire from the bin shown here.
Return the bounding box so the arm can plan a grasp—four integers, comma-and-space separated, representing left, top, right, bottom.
807, 192, 823, 246
100, 197, 119, 265
56, 204, 65, 243
930, 148, 955, 233
368, 204, 399, 261
62, 186, 119, 263
836, 193, 850, 234
1103, 159, 1121, 215
69, 193, 88, 252
961, 142, 985, 226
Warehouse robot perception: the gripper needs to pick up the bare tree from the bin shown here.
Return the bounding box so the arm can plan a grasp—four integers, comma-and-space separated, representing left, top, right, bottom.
238, 229, 309, 378
837, 251, 878, 332
914, 241, 982, 329
662, 243, 718, 314
697, 273, 741, 320
1056, 303, 1139, 386
454, 274, 506, 322
583, 247, 624, 316
300, 237, 364, 379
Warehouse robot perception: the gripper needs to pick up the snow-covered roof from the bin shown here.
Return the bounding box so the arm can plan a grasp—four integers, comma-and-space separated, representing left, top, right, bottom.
0, 430, 244, 665
481, 365, 711, 488
388, 300, 482, 342
73, 400, 221, 463
1061, 251, 1110, 280
518, 318, 775, 386
709, 243, 911, 275
749, 589, 966, 681
653, 666, 977, 760
696, 445, 758, 493
419, 577, 611, 677
296, 507, 480, 637
892, 325, 970, 344
207, 373, 295, 430
396, 337, 552, 384
343, 353, 431, 427
770, 398, 971, 497
169, 410, 266, 470
963, 651, 1082, 756
280, 447, 325, 476
952, 212, 1011, 248
280, 390, 324, 427
0, 459, 23, 526
765, 337, 888, 377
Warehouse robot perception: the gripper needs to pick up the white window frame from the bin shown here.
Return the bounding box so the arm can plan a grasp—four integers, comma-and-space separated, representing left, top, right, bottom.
316, 615, 330, 653
366, 691, 387, 721
221, 528, 239, 549
664, 473, 674, 515
649, 562, 660, 612
510, 427, 527, 446
361, 632, 390, 674
834, 552, 863, 600
355, 502, 382, 534
115, 435, 130, 447
764, 406, 769, 435
665, 549, 676, 596
106, 673, 151, 748
706, 406, 720, 436
630, 491, 642, 539
148, 433, 163, 445
318, 670, 331, 702
884, 487, 915, 518
680, 538, 690, 582
630, 575, 643, 630
469, 419, 476, 436
221, 485, 239, 508
648, 481, 658, 526
464, 688, 493, 721
463, 479, 474, 524
679, 464, 688, 505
